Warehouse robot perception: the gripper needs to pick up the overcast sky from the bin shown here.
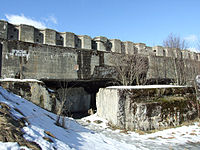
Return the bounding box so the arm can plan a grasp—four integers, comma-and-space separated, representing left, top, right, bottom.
1, 0, 200, 50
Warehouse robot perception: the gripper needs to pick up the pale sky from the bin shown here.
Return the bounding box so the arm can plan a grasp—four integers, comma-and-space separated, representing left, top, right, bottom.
1, 0, 200, 51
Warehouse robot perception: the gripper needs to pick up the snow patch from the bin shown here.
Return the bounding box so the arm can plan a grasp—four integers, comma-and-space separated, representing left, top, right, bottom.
0, 78, 42, 83
106, 85, 186, 89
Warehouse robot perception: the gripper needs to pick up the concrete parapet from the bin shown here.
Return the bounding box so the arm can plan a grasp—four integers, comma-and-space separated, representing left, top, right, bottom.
164, 47, 174, 57
19, 24, 35, 43
152, 46, 165, 56
56, 32, 64, 46
7, 23, 19, 41
181, 50, 191, 59
197, 53, 200, 61
123, 41, 135, 55
172, 48, 182, 58
34, 29, 44, 44
190, 52, 198, 60
78, 35, 92, 49
110, 39, 121, 53
44, 29, 56, 45
63, 32, 75, 48
93, 36, 108, 51
134, 43, 146, 54
146, 46, 154, 56
134, 43, 146, 50
0, 20, 8, 39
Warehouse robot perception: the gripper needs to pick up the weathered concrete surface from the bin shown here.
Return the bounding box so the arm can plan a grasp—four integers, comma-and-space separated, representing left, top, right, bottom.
96, 86, 198, 131
0, 80, 59, 113
57, 87, 91, 113
1, 39, 200, 85
0, 21, 200, 85
0, 80, 92, 114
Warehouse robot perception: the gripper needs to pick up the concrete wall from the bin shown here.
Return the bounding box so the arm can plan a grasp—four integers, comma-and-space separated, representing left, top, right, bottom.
57, 87, 91, 113
110, 39, 122, 53
44, 29, 56, 45
0, 80, 58, 112
1, 40, 79, 80
0, 20, 8, 39
96, 88, 119, 125
19, 24, 35, 43
1, 39, 200, 84
0, 80, 92, 114
0, 20, 200, 61
96, 86, 198, 131
0, 21, 200, 85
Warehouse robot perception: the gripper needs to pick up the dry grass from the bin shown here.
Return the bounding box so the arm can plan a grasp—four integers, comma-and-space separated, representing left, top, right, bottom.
93, 120, 103, 124
189, 133, 197, 136
44, 131, 56, 138
43, 137, 53, 143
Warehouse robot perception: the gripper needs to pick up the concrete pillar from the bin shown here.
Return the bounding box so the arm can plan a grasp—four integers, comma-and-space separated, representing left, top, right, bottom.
19, 24, 34, 43
110, 39, 122, 53
63, 32, 75, 48
44, 29, 56, 45
78, 35, 92, 49
93, 36, 108, 51
0, 20, 8, 39
123, 41, 135, 55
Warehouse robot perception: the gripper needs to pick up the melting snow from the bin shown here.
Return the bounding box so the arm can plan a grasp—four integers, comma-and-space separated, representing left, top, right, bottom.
106, 85, 186, 89
0, 86, 199, 150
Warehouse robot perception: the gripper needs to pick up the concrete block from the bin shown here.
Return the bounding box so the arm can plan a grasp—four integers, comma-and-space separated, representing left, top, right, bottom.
190, 52, 197, 60
110, 39, 122, 53
97, 86, 197, 131
78, 35, 92, 49
93, 36, 108, 51
134, 43, 146, 54
7, 24, 19, 40
34, 29, 44, 44
164, 47, 174, 57
146, 46, 154, 56
0, 20, 8, 39
152, 46, 165, 56
173, 48, 182, 59
63, 32, 75, 48
56, 32, 64, 46
181, 50, 190, 59
197, 53, 200, 61
123, 41, 135, 55
19, 24, 34, 43
44, 29, 56, 45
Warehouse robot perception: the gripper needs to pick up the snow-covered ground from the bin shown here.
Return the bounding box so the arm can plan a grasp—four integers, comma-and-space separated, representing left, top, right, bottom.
0, 78, 42, 83
106, 85, 186, 89
0, 86, 200, 150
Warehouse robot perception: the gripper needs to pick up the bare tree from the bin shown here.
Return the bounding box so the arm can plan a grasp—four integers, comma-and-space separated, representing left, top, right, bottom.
110, 54, 148, 86
56, 82, 72, 128
163, 33, 188, 50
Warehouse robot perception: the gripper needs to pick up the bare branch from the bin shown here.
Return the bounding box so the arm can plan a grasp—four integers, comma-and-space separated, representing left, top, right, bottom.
163, 33, 188, 50
110, 54, 148, 85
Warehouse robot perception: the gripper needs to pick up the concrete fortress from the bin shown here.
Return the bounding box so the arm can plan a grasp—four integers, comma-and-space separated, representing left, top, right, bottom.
0, 20, 200, 85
